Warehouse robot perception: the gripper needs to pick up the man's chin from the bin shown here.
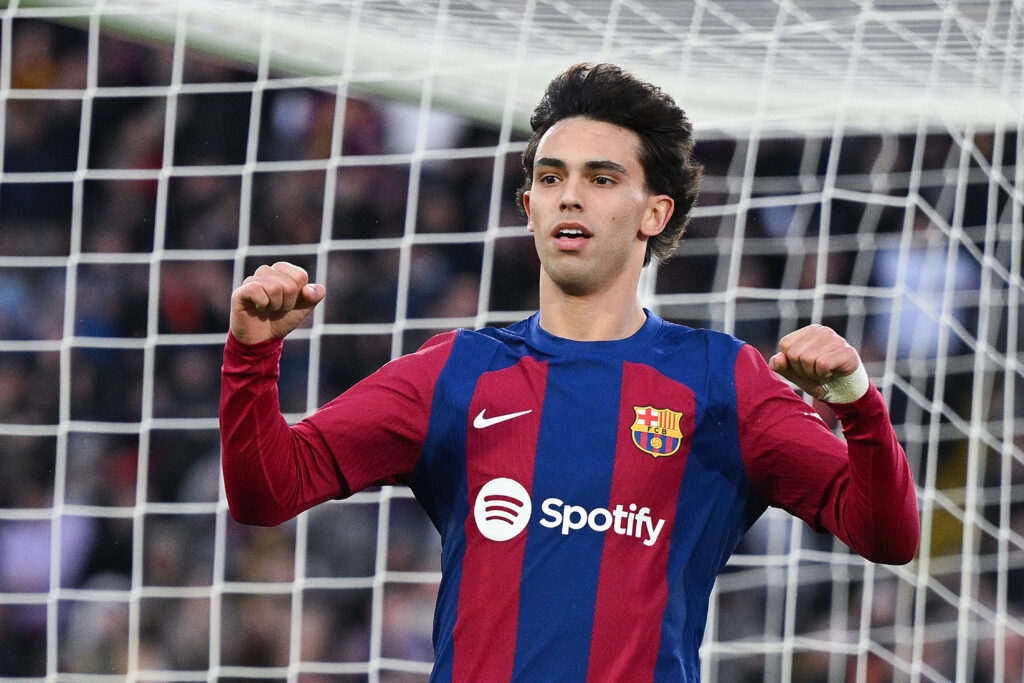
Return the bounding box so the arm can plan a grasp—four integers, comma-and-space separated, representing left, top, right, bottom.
541, 262, 600, 297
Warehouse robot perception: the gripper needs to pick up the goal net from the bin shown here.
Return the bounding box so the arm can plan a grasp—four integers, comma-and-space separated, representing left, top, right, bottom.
0, 0, 1021, 681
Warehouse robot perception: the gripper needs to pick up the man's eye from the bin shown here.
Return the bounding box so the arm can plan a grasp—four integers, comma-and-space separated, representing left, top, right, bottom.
539, 174, 559, 184
593, 176, 614, 185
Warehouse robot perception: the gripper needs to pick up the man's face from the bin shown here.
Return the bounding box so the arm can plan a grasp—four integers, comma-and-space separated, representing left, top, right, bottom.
523, 116, 672, 297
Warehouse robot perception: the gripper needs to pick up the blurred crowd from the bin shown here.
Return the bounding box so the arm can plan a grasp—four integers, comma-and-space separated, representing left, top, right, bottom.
1, 18, 1021, 682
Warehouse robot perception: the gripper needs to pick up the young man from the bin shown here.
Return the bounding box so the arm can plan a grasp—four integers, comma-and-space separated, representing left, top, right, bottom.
220, 63, 919, 681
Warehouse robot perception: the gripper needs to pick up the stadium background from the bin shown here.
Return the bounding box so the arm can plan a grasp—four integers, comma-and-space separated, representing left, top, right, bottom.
0, 2, 1022, 681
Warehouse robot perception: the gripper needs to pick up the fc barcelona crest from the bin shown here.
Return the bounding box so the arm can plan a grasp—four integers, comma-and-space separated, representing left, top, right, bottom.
631, 405, 684, 457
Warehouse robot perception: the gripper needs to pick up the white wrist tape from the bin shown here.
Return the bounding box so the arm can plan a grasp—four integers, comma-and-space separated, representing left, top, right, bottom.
820, 361, 870, 404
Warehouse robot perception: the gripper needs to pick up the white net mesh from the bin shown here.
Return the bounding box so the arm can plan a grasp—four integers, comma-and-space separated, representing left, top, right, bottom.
0, 1, 1022, 681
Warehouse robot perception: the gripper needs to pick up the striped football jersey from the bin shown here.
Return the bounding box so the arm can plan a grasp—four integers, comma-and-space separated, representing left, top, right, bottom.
221, 311, 919, 682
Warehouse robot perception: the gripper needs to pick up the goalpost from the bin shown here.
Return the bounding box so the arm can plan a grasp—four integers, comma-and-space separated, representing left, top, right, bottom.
0, 0, 1021, 681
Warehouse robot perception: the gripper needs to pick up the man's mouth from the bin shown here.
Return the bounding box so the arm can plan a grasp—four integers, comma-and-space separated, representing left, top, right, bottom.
553, 223, 592, 240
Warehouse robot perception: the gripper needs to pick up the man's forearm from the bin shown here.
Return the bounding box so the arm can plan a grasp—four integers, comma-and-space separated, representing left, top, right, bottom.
219, 333, 342, 526
829, 386, 920, 564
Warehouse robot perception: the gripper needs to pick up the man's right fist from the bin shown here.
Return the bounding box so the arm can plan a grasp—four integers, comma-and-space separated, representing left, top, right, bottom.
230, 262, 326, 345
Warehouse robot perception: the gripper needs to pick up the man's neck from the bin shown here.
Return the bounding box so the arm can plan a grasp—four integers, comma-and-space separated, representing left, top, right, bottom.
537, 277, 648, 342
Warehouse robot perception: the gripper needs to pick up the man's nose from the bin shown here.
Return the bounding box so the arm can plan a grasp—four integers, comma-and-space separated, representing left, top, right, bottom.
558, 176, 583, 211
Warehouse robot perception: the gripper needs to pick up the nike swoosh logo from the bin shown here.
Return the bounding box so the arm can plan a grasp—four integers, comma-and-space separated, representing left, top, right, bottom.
473, 409, 533, 429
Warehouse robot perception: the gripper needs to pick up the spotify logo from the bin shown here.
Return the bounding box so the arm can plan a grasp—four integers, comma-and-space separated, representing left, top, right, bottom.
473, 477, 667, 548
473, 478, 532, 542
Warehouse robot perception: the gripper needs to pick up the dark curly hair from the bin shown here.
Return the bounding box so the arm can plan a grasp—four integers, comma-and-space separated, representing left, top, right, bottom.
517, 63, 703, 265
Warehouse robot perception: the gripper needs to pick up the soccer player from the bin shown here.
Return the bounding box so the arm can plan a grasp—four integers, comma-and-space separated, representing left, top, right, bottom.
220, 63, 920, 681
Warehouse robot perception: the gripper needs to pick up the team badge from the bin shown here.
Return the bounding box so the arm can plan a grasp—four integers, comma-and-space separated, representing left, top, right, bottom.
631, 405, 684, 457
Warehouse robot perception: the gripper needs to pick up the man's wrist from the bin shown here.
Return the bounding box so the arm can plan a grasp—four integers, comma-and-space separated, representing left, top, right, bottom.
820, 362, 870, 404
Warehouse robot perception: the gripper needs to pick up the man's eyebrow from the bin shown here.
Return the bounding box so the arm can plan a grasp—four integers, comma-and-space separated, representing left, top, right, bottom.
584, 160, 629, 175
534, 157, 630, 175
534, 157, 566, 170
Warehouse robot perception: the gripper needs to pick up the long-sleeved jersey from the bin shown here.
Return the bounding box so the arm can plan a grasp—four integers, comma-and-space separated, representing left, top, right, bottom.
220, 311, 919, 682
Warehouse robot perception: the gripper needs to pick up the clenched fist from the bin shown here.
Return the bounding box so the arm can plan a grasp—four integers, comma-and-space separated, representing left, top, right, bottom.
768, 324, 869, 403
230, 262, 326, 345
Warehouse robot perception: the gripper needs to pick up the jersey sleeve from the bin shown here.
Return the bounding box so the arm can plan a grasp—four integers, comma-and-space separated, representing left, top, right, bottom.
734, 344, 920, 564
220, 330, 455, 526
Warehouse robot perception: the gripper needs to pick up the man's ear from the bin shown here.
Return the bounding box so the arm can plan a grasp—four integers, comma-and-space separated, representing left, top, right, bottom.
523, 190, 535, 233
639, 194, 674, 237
